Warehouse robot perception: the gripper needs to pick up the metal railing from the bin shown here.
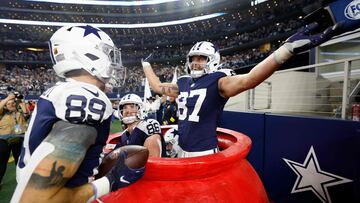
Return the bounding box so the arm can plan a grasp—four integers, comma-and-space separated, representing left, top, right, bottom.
240, 56, 360, 120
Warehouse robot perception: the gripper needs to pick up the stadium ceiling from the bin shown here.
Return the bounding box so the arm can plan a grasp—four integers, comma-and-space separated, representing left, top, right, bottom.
24, 0, 182, 6
0, 0, 250, 27
0, 13, 226, 28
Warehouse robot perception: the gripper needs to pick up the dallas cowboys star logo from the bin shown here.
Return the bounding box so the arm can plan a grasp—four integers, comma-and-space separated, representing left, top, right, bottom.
76, 25, 101, 39
283, 146, 352, 203
172, 128, 179, 136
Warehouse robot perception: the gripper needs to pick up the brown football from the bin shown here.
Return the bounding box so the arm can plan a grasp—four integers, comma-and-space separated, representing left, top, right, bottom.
96, 145, 149, 179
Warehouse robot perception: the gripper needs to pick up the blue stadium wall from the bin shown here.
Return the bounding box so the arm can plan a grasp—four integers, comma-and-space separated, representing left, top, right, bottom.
219, 111, 359, 203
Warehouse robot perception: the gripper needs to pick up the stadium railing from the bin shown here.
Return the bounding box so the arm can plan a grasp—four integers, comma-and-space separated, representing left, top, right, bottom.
225, 56, 360, 120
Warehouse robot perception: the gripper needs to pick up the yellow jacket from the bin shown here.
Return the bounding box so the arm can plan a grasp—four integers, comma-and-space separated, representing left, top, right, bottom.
0, 108, 28, 135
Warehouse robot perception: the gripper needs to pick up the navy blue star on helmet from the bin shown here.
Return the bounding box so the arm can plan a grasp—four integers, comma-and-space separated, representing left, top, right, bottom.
76, 25, 101, 39
211, 44, 219, 52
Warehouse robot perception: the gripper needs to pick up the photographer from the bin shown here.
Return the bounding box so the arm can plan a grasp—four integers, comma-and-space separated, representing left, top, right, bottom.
0, 93, 29, 188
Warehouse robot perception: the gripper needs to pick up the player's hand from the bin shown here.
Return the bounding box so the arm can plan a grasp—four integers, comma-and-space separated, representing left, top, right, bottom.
105, 150, 145, 191
273, 21, 344, 64
141, 53, 154, 68
142, 53, 153, 63
283, 21, 344, 54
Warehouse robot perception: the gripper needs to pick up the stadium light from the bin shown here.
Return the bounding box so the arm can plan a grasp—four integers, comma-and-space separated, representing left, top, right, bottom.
24, 0, 180, 6
0, 13, 225, 28
251, 0, 268, 6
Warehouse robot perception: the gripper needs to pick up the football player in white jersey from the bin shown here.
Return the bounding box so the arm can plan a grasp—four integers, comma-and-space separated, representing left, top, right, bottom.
163, 126, 181, 158
105, 94, 166, 157
142, 22, 343, 158
11, 25, 145, 203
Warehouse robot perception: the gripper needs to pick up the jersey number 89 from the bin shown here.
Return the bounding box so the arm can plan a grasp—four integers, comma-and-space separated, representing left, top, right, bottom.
65, 95, 106, 124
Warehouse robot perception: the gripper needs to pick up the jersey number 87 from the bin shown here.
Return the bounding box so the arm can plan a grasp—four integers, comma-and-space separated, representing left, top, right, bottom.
177, 88, 206, 122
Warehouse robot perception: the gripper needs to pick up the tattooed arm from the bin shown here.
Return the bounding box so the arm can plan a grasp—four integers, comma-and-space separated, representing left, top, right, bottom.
12, 121, 97, 203
142, 61, 179, 97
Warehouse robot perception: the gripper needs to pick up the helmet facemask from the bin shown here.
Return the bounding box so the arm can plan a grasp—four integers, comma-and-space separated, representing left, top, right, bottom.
119, 103, 141, 124
118, 94, 146, 124
101, 42, 122, 78
186, 55, 210, 78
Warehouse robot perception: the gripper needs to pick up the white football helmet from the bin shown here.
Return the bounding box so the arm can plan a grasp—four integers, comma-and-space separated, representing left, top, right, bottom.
186, 41, 221, 78
118, 94, 146, 124
164, 126, 180, 158
49, 25, 122, 83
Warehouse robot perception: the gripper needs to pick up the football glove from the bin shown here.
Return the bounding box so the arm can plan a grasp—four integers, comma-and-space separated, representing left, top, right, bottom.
105, 150, 145, 191
90, 150, 145, 201
274, 21, 344, 64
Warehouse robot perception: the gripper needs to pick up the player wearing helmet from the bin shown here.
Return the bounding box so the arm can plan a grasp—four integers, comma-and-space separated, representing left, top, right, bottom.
105, 94, 166, 158
163, 126, 181, 158
142, 22, 343, 158
11, 25, 144, 203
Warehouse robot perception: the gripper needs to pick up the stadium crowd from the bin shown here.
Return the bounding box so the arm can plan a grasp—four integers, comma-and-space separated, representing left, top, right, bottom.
0, 65, 57, 96
0, 0, 316, 97
0, 0, 313, 45
0, 17, 299, 64
0, 45, 276, 96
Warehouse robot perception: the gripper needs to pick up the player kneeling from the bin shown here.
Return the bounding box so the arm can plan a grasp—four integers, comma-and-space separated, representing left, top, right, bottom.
105, 94, 167, 157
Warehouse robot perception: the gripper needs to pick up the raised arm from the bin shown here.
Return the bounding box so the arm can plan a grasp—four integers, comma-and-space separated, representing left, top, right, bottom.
218, 22, 343, 98
142, 61, 179, 97
0, 94, 15, 113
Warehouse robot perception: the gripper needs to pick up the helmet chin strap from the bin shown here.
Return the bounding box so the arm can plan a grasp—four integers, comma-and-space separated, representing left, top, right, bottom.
190, 63, 209, 78
190, 70, 205, 78
122, 116, 138, 124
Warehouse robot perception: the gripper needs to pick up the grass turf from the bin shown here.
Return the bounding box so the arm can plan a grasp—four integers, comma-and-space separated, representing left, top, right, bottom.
0, 160, 16, 203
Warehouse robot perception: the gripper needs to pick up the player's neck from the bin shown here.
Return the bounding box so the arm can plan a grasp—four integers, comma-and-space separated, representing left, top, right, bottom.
70, 75, 105, 91
127, 121, 140, 133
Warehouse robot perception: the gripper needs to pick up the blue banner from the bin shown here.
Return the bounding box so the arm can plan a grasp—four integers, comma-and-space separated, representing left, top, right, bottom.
328, 0, 360, 32
220, 111, 359, 203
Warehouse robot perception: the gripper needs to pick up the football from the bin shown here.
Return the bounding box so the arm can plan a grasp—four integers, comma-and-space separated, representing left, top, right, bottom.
96, 145, 149, 178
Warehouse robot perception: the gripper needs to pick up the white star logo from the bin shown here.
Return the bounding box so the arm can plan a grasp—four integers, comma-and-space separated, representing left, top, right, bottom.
283, 146, 352, 203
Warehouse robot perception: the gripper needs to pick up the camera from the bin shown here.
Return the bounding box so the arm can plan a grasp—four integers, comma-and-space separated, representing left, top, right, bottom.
14, 92, 24, 100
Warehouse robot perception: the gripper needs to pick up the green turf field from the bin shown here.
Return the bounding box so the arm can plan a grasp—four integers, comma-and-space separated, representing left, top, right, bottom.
0, 160, 16, 203
0, 121, 122, 202
110, 119, 123, 134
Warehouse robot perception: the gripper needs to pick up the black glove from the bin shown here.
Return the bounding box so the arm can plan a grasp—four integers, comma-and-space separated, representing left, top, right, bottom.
90, 148, 145, 201
105, 150, 145, 191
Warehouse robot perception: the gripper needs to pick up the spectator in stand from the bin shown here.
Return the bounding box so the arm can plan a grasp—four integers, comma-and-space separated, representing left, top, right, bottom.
161, 96, 178, 125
